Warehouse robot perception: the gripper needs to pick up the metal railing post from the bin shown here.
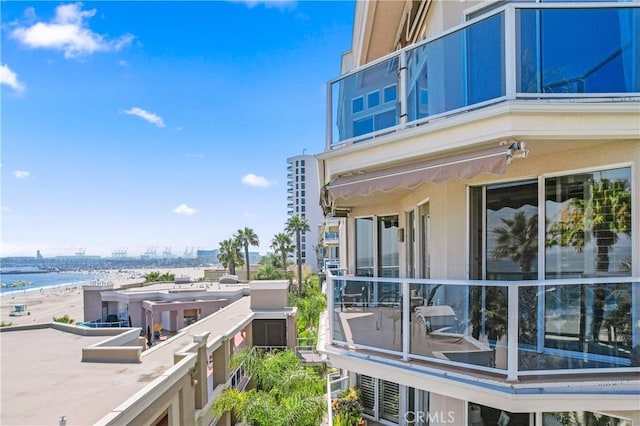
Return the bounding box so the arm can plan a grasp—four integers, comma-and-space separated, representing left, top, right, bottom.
327, 272, 334, 345
402, 280, 410, 361
399, 50, 408, 128
326, 82, 333, 151
507, 283, 519, 382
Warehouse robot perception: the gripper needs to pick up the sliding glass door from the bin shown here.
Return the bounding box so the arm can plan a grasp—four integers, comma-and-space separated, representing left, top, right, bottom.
469, 167, 633, 366
378, 215, 399, 278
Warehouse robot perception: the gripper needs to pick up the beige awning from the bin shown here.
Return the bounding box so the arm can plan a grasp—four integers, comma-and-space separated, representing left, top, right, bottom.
326, 145, 515, 203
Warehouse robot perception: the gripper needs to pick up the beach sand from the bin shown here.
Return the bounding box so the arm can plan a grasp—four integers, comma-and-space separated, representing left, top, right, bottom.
0, 267, 206, 327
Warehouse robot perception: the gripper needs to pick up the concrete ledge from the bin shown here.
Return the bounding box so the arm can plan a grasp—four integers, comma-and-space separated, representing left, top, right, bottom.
52, 322, 138, 336
1, 322, 137, 337
82, 328, 145, 363
0, 322, 51, 332
82, 346, 142, 363
249, 280, 289, 290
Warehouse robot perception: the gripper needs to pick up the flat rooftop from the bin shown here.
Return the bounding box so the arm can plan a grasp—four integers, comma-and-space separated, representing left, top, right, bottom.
115, 281, 248, 294
0, 296, 253, 426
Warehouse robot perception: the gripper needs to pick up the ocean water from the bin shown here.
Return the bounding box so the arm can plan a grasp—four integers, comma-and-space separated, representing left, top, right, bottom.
0, 272, 107, 295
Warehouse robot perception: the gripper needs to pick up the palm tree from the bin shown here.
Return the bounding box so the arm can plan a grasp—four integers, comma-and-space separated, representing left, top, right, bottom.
255, 263, 286, 280
271, 232, 294, 278
286, 216, 310, 296
547, 178, 631, 342
213, 348, 325, 425
218, 238, 243, 276
235, 227, 259, 281
297, 290, 327, 333
144, 271, 175, 282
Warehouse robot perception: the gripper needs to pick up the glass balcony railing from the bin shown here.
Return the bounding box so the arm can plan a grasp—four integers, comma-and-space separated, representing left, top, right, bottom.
324, 231, 339, 242
327, 4, 640, 149
326, 272, 639, 380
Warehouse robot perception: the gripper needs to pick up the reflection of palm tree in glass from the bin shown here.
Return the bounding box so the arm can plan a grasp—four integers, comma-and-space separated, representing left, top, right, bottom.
492, 212, 538, 277
547, 179, 631, 342
489, 212, 539, 347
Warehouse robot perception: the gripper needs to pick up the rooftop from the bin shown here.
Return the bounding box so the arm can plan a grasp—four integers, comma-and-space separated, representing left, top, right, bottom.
0, 296, 253, 425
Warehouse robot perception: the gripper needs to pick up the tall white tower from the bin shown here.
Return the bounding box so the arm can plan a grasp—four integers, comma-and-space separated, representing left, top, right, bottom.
286, 154, 323, 272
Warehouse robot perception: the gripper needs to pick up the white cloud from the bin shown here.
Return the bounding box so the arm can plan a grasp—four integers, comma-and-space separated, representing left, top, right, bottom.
122, 107, 165, 128
173, 203, 198, 216
185, 153, 203, 159
118, 60, 128, 67
14, 170, 30, 179
0, 63, 25, 92
241, 173, 274, 188
10, 3, 134, 58
229, 0, 296, 10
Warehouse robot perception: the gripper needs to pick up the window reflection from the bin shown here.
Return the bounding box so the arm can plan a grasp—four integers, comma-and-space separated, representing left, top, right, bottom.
332, 56, 399, 143
378, 215, 399, 278
518, 8, 640, 93
406, 13, 505, 122
356, 218, 374, 277
546, 168, 632, 278
486, 180, 538, 280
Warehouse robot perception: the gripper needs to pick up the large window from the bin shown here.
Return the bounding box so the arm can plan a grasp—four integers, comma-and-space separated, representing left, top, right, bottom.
407, 13, 505, 122
470, 180, 539, 354
486, 180, 539, 280
544, 168, 632, 357
470, 166, 633, 367
517, 7, 639, 93
356, 218, 374, 277
545, 168, 632, 278
355, 216, 400, 278
470, 168, 632, 278
378, 215, 400, 278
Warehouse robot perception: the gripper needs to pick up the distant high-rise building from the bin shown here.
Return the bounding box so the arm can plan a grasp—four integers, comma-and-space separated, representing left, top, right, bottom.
36, 250, 43, 259
286, 154, 323, 272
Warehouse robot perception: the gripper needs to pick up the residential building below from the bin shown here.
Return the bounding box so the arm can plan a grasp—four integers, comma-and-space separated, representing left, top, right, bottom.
317, 1, 639, 425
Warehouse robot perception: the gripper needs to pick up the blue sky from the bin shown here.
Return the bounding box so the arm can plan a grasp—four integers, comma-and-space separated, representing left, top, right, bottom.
1, 0, 354, 257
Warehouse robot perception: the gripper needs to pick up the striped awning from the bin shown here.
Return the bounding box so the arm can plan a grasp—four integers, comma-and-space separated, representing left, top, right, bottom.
325, 145, 518, 203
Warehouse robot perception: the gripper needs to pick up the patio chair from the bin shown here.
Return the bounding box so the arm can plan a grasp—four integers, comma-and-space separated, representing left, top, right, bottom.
341, 282, 369, 311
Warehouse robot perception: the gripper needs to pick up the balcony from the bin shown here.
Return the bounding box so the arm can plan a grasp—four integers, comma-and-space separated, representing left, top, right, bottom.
327, 4, 639, 150
325, 272, 639, 383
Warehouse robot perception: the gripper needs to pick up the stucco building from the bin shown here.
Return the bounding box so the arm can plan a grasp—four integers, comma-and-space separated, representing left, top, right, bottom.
318, 1, 639, 425
1, 280, 297, 426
